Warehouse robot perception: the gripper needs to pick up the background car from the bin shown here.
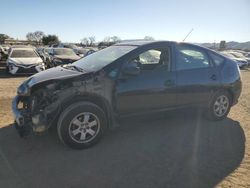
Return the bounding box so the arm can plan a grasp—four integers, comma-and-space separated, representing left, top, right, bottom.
36, 47, 51, 63
77, 47, 97, 57
0, 45, 9, 60
51, 43, 80, 55
220, 51, 248, 68
6, 47, 45, 75
46, 48, 80, 67
228, 51, 250, 66
51, 43, 98, 57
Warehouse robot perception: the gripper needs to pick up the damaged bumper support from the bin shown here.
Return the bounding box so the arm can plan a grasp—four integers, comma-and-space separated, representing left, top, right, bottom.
12, 96, 31, 137
12, 96, 52, 137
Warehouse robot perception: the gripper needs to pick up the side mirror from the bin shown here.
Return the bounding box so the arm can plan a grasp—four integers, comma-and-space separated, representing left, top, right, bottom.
122, 61, 140, 76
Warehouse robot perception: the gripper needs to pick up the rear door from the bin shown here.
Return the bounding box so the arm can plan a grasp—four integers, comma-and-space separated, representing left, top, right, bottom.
174, 44, 220, 106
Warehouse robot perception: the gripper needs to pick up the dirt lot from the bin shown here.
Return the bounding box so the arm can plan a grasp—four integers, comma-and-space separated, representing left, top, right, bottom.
0, 60, 250, 188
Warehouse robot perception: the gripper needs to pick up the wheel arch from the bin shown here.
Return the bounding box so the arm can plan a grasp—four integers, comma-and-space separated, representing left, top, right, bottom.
60, 93, 115, 129
212, 88, 233, 103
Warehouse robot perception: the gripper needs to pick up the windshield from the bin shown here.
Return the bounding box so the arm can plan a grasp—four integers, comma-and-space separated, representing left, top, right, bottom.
10, 49, 38, 58
73, 45, 136, 71
78, 48, 87, 54
54, 48, 76, 56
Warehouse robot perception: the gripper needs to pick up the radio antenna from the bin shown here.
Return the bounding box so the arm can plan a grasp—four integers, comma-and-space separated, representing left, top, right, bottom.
183, 28, 194, 42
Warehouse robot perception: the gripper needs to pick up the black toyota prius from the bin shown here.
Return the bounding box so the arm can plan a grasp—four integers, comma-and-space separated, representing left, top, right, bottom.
12, 40, 242, 149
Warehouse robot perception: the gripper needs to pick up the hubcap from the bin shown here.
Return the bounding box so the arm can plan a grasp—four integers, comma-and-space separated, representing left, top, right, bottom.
213, 95, 229, 117
69, 112, 100, 143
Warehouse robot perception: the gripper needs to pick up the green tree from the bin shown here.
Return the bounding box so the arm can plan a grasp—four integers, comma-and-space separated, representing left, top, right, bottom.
111, 36, 121, 42
42, 35, 59, 45
144, 36, 154, 41
26, 31, 45, 45
0, 34, 9, 44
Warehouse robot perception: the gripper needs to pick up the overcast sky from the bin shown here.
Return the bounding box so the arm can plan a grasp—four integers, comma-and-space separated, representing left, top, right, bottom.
0, 0, 249, 43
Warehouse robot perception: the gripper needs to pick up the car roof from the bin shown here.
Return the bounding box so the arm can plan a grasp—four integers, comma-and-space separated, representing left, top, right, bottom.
114, 40, 210, 50
115, 40, 177, 46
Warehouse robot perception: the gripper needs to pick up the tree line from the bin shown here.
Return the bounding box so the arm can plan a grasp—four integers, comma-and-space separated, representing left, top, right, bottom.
1, 31, 155, 46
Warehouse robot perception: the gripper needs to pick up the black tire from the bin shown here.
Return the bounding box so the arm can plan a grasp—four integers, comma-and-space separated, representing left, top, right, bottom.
57, 102, 107, 149
206, 90, 232, 121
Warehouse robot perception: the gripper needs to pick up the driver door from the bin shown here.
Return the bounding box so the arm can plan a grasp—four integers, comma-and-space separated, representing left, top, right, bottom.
114, 44, 177, 115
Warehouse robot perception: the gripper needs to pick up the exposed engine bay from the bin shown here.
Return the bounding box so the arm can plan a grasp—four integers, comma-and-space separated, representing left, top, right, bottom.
13, 71, 114, 137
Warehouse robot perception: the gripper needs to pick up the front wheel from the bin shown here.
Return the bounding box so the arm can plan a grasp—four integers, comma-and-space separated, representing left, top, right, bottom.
57, 102, 107, 149
206, 91, 232, 121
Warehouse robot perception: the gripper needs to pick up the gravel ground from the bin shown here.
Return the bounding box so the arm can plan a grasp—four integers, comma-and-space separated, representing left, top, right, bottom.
0, 61, 249, 188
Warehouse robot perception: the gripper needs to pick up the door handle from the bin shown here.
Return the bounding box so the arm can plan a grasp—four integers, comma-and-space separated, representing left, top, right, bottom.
210, 74, 217, 80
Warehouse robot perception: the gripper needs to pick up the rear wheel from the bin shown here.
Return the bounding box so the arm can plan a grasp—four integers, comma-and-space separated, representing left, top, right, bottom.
57, 102, 107, 149
206, 91, 231, 121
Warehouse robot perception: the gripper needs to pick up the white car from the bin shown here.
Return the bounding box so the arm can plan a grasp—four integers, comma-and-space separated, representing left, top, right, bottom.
6, 48, 45, 75
220, 51, 248, 68
228, 51, 250, 67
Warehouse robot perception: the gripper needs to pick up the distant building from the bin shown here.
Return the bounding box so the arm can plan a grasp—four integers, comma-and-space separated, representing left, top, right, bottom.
3, 38, 36, 45
219, 40, 226, 50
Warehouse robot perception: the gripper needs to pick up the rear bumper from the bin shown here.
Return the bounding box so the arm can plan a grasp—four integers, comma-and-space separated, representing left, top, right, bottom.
231, 79, 242, 106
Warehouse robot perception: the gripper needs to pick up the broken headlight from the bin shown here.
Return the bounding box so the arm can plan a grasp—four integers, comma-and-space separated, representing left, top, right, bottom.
17, 77, 35, 96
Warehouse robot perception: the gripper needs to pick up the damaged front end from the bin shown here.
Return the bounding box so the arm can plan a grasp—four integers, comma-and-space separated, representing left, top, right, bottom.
12, 80, 60, 137
12, 67, 115, 138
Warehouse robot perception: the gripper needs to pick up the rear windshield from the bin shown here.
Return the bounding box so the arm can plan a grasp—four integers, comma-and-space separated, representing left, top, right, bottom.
10, 49, 38, 58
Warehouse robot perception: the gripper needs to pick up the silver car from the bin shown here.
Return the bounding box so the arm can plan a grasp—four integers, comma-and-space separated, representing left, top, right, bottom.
6, 48, 45, 75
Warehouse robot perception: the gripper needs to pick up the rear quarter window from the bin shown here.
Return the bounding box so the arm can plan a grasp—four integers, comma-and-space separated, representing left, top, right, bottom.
175, 45, 210, 71
209, 53, 225, 66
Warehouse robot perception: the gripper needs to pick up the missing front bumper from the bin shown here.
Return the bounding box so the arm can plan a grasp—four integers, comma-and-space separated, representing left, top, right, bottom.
12, 96, 32, 137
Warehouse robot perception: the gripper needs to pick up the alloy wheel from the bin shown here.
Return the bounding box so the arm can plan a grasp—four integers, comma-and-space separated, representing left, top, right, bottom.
68, 112, 100, 143
213, 95, 229, 117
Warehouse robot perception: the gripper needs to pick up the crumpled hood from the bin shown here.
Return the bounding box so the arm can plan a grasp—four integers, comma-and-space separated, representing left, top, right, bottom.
54, 55, 80, 61
9, 57, 43, 65
27, 66, 88, 86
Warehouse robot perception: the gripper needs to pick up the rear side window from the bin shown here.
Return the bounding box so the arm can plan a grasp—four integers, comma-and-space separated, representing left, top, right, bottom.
176, 45, 210, 71
209, 53, 225, 66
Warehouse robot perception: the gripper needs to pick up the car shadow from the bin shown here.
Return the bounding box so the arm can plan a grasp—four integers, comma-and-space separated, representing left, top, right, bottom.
0, 109, 245, 188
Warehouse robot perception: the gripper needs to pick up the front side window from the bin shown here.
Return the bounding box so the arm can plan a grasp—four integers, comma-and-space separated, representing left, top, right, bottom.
176, 45, 210, 71
130, 48, 170, 71
139, 50, 161, 65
